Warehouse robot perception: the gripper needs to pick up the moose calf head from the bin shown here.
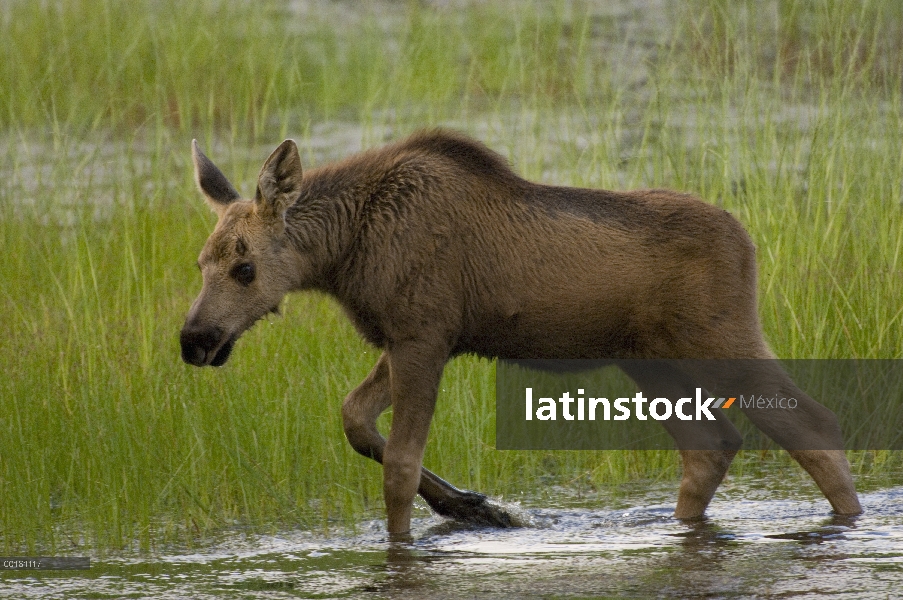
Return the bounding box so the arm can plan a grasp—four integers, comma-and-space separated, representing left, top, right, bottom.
180, 140, 304, 367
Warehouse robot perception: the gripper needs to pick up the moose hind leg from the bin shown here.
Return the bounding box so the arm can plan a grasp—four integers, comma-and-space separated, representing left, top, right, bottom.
674, 448, 739, 519
786, 449, 861, 515
622, 362, 743, 519
720, 363, 861, 515
342, 352, 512, 528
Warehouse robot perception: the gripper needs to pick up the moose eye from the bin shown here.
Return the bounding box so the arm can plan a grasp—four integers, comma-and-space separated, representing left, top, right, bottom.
231, 262, 256, 286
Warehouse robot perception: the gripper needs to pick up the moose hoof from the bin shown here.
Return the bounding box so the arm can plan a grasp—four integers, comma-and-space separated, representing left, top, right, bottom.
426, 489, 514, 528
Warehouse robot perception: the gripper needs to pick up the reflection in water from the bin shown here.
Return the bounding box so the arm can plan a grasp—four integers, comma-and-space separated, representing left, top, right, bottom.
0, 484, 900, 599
372, 542, 437, 594
764, 512, 859, 543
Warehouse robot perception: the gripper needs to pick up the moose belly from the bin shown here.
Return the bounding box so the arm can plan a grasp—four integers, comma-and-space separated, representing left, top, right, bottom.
456, 307, 648, 361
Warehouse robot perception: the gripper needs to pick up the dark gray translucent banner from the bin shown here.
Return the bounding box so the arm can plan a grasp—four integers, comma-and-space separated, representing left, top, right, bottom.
495, 359, 903, 450
0, 557, 90, 570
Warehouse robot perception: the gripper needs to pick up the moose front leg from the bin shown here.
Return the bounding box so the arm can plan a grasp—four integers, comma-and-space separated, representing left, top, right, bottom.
382, 341, 451, 535
342, 351, 511, 533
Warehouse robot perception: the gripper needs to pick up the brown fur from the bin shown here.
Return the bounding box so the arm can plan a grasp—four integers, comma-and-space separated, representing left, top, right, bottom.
181, 130, 861, 535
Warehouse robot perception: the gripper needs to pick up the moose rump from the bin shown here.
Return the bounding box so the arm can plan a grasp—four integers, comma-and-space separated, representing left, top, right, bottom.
181, 130, 861, 536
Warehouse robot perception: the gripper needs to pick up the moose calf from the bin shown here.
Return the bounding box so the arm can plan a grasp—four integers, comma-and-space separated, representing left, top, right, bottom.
180, 130, 861, 536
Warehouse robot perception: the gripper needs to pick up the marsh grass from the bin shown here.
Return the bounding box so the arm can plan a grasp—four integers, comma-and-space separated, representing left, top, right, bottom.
2, 0, 903, 552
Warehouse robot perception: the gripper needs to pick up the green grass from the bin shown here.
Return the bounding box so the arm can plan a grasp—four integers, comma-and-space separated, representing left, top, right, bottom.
2, 0, 903, 553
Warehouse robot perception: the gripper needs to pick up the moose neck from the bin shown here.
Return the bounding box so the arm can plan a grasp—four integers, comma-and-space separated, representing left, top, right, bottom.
281, 143, 445, 350
283, 156, 392, 298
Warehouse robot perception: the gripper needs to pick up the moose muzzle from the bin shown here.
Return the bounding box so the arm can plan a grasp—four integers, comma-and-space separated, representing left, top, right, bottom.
180, 323, 236, 367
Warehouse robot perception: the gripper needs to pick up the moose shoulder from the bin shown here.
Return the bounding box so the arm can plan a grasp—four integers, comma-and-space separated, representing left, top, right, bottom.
180, 130, 861, 536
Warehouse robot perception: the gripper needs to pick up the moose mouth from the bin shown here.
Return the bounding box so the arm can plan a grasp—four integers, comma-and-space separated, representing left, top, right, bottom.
180, 306, 279, 367
207, 338, 235, 367
180, 326, 237, 367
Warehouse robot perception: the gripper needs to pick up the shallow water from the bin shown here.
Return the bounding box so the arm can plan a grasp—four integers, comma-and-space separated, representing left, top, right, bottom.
3, 480, 901, 599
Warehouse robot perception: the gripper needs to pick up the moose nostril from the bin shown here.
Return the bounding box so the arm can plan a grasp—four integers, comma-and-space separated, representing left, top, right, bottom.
180, 325, 225, 366
181, 343, 207, 366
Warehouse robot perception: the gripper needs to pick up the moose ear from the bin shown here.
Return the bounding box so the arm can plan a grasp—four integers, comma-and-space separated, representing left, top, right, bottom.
255, 139, 303, 221
192, 139, 241, 216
